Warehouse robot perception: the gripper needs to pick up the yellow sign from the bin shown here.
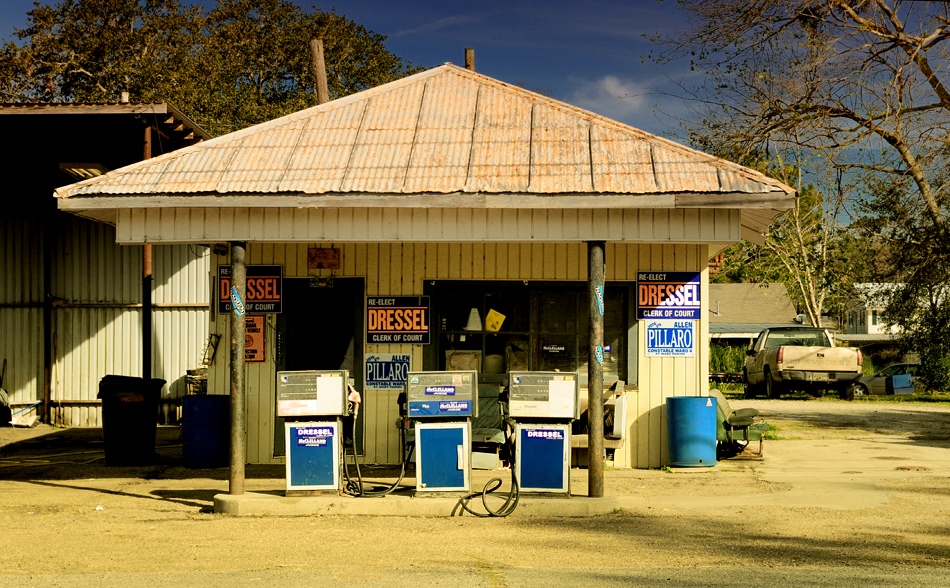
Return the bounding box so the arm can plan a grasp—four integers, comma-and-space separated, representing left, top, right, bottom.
485, 309, 506, 332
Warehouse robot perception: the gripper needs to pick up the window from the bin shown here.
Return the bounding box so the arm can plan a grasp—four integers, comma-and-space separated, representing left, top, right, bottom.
872, 310, 878, 326
425, 281, 628, 383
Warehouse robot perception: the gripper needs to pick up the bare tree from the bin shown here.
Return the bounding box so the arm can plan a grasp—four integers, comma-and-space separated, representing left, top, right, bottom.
662, 0, 950, 384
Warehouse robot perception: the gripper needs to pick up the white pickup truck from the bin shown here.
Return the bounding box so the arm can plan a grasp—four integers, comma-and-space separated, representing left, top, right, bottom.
743, 327, 863, 399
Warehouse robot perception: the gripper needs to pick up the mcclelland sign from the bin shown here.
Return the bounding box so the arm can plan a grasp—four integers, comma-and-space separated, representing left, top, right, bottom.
365, 296, 430, 344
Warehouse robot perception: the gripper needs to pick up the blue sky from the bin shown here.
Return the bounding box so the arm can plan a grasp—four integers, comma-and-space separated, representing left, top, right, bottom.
0, 0, 695, 136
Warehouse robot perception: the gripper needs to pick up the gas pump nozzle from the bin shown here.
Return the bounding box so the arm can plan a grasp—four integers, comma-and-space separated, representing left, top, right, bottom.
346, 385, 362, 417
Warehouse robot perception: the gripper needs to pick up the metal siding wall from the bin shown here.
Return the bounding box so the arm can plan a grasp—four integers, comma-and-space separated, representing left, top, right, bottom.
0, 214, 45, 413
48, 219, 210, 426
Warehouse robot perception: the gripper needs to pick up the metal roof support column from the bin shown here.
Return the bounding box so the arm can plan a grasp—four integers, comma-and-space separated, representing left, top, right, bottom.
587, 240, 605, 497
142, 124, 153, 382
229, 241, 247, 495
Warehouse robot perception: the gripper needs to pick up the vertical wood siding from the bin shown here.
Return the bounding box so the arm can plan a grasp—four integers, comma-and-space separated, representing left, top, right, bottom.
210, 242, 707, 468
117, 207, 741, 245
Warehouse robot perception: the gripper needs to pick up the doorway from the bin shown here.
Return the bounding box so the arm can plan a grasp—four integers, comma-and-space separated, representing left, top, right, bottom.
274, 277, 364, 456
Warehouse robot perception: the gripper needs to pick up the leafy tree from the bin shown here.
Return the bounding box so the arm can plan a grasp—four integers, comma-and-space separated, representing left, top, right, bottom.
0, 0, 422, 135
659, 1, 950, 386
703, 144, 848, 327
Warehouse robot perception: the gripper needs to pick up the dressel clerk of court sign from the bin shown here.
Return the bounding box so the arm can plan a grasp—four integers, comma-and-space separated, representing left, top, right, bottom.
366, 296, 430, 344
637, 272, 701, 320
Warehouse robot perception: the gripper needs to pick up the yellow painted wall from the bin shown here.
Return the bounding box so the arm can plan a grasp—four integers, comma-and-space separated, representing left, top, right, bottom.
208, 241, 708, 469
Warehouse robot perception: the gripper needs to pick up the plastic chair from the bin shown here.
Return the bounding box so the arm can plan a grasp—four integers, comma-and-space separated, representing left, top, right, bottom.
709, 389, 767, 458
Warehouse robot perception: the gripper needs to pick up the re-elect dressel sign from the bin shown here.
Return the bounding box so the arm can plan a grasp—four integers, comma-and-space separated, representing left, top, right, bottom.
637, 271, 701, 320
645, 320, 695, 357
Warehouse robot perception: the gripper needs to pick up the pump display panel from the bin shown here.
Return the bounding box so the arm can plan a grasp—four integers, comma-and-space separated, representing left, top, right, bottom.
276, 370, 348, 417
405, 371, 478, 418
508, 371, 579, 419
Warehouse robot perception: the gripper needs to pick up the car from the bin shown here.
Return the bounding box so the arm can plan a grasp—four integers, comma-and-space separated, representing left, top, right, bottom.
845, 363, 922, 399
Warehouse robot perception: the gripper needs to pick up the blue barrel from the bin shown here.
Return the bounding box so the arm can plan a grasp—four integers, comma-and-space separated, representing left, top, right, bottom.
666, 396, 717, 467
182, 394, 230, 468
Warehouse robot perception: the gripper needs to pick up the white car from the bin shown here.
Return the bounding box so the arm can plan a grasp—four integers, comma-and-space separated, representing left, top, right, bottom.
846, 363, 922, 399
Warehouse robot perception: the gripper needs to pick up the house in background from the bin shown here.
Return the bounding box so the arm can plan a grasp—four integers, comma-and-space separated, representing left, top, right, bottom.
842, 283, 899, 338
0, 102, 210, 426
836, 283, 904, 366
708, 283, 800, 343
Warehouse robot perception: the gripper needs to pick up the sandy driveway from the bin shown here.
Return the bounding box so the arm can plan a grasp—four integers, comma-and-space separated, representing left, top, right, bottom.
0, 397, 948, 587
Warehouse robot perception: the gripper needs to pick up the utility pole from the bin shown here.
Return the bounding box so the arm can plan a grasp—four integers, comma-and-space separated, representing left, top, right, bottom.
310, 39, 330, 105
587, 241, 606, 497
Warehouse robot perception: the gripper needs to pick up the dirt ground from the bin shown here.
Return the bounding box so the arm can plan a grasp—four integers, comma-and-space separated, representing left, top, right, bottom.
1, 397, 949, 587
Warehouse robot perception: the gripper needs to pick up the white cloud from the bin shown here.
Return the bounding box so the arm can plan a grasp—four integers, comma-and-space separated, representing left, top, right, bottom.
568, 75, 653, 126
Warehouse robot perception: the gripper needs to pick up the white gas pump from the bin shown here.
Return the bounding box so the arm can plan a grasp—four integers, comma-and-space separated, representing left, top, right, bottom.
403, 370, 478, 493
277, 370, 349, 494
507, 371, 579, 494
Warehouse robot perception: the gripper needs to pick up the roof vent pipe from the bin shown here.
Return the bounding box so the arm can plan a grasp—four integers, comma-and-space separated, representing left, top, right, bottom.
465, 48, 474, 71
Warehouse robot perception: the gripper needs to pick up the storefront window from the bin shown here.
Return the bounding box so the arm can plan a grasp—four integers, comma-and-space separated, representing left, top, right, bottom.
425, 281, 628, 383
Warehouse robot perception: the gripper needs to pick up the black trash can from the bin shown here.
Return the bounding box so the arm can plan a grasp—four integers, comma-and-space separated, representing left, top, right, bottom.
97, 375, 165, 466
182, 394, 230, 468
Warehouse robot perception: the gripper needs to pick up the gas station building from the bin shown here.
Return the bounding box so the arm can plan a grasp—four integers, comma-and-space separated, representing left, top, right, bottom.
55, 64, 795, 470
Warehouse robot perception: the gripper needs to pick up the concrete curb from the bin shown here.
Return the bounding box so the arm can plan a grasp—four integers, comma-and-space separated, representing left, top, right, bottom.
214, 491, 624, 517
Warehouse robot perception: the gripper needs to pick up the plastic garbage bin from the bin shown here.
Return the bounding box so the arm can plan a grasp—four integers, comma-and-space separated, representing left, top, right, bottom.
666, 395, 717, 467
97, 375, 165, 466
182, 394, 230, 468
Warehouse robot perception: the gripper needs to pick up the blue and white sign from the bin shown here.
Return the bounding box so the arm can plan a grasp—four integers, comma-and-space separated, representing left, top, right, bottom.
364, 354, 411, 390
645, 320, 695, 357
409, 400, 472, 417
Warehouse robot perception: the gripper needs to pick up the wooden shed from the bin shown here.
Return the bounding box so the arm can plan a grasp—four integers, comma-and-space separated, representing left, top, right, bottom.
55, 64, 795, 468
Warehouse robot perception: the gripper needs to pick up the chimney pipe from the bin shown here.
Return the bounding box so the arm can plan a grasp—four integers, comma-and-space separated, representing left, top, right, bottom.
465, 48, 475, 71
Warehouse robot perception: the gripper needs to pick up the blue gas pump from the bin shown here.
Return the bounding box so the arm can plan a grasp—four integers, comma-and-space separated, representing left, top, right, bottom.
277, 370, 349, 494
507, 371, 579, 494
403, 370, 478, 493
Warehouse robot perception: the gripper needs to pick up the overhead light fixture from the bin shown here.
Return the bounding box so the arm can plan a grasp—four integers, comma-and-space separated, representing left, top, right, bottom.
60, 162, 109, 180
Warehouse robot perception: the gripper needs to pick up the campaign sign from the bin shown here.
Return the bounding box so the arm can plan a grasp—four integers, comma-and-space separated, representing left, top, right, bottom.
366, 296, 430, 344
219, 265, 282, 314
637, 271, 701, 320
364, 354, 411, 390
645, 320, 695, 357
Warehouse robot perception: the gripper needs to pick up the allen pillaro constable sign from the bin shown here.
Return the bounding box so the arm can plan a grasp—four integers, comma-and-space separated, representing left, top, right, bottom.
366, 296, 430, 344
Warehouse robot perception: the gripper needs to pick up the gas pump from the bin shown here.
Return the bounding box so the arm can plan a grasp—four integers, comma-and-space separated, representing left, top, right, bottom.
507, 371, 579, 494
276, 370, 349, 494
402, 370, 478, 493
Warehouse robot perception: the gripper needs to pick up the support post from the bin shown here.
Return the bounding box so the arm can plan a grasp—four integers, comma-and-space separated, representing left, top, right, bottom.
465, 48, 475, 71
587, 241, 606, 498
229, 241, 247, 495
142, 124, 153, 382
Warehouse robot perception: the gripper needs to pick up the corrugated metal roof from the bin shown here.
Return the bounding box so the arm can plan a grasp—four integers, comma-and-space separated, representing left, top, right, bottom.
55, 64, 794, 203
